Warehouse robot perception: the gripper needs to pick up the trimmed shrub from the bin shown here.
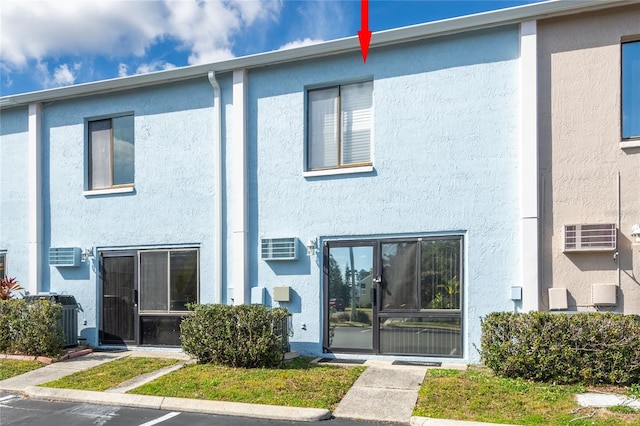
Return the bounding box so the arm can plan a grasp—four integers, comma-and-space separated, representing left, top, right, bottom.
0, 299, 63, 357
480, 311, 640, 385
180, 304, 290, 368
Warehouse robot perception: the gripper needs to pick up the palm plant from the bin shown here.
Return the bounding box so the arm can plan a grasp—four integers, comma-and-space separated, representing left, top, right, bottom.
0, 276, 23, 300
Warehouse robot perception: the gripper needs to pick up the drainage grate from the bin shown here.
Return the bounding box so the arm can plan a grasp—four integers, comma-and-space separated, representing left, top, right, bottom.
392, 360, 442, 367
318, 358, 366, 365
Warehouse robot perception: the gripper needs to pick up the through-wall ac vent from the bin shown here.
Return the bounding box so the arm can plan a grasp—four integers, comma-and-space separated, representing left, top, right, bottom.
49, 247, 81, 267
563, 224, 616, 252
261, 238, 297, 261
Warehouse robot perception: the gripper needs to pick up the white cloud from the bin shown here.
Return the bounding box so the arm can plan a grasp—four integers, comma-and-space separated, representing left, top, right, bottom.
0, 0, 284, 70
34, 62, 78, 88
1, 0, 166, 68
135, 61, 177, 75
278, 38, 324, 51
295, 1, 348, 42
118, 63, 129, 78
52, 64, 77, 86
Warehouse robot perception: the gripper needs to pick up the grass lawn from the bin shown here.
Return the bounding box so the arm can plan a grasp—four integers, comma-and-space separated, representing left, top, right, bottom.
41, 356, 180, 391
415, 367, 640, 426
0, 359, 44, 380
129, 357, 364, 410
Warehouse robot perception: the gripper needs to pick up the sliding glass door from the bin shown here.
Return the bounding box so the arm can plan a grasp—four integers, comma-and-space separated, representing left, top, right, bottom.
324, 236, 463, 357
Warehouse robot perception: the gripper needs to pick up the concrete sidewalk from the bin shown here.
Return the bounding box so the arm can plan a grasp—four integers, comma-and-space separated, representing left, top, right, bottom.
0, 350, 514, 424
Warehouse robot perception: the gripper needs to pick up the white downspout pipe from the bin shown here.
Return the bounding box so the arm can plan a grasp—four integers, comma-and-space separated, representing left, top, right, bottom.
208, 71, 223, 304
28, 102, 43, 295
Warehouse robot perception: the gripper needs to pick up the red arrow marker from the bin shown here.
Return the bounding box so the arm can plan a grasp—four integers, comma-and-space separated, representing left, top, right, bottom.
358, 0, 372, 63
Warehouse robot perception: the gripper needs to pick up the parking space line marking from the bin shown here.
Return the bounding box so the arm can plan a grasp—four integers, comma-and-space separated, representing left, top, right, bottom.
0, 395, 18, 402
138, 412, 180, 426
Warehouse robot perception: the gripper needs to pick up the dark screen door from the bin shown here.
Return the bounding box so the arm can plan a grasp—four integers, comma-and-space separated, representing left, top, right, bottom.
101, 254, 136, 344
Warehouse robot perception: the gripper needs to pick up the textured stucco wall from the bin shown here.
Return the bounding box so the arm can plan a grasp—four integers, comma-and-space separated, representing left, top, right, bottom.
38, 79, 217, 344
0, 106, 30, 281
247, 26, 522, 362
538, 6, 640, 313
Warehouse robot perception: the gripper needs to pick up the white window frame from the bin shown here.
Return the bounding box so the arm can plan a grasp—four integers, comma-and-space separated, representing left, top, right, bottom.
306, 81, 373, 172
87, 114, 135, 191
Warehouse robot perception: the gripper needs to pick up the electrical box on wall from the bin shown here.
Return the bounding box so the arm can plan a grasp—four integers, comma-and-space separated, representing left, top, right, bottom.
251, 287, 265, 305
273, 286, 290, 302
592, 284, 617, 306
548, 288, 568, 310
510, 286, 522, 301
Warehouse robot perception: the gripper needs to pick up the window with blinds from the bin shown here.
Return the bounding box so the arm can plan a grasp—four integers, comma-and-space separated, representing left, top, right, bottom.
88, 115, 134, 190
307, 81, 372, 170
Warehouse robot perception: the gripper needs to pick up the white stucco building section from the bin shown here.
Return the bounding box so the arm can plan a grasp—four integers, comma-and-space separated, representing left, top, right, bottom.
230, 69, 249, 305
28, 102, 43, 295
520, 21, 539, 312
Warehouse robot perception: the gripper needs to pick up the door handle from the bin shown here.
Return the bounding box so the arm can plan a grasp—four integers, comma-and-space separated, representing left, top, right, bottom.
132, 289, 138, 306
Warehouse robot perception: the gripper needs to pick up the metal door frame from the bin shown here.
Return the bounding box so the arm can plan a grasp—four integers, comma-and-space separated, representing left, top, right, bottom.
323, 239, 379, 354
99, 250, 139, 345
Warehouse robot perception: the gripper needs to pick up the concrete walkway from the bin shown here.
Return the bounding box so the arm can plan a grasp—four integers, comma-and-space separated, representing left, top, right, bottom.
333, 360, 426, 423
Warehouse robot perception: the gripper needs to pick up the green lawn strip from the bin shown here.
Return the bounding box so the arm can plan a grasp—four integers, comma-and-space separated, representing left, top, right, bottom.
414, 368, 640, 426
41, 356, 180, 391
0, 359, 44, 380
129, 357, 364, 410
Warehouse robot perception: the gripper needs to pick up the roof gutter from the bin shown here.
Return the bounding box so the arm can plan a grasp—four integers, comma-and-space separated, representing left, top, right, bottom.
0, 0, 632, 109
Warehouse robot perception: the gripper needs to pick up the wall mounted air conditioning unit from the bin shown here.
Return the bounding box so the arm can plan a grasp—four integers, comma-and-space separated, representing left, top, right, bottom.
261, 238, 297, 261
592, 284, 617, 306
563, 224, 616, 252
49, 247, 81, 267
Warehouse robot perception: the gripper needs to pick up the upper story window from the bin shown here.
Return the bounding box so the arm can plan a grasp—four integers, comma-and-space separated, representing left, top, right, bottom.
622, 40, 639, 140
88, 115, 134, 190
307, 81, 373, 171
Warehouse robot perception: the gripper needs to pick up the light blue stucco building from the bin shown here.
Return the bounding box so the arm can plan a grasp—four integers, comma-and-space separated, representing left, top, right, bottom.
2, 1, 576, 363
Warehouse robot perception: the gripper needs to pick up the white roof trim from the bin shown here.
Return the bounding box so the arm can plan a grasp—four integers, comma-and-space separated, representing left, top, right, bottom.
0, 0, 634, 108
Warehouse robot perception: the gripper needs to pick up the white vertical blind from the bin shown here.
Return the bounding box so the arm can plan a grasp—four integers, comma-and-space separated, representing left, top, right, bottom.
308, 87, 339, 170
341, 81, 372, 165
89, 119, 112, 189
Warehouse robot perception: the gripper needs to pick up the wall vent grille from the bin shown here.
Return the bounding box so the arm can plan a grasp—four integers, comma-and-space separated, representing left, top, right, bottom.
564, 224, 616, 252
261, 238, 297, 261
49, 247, 81, 267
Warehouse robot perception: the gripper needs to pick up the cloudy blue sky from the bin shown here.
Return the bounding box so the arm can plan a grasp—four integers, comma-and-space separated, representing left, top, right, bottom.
0, 0, 544, 96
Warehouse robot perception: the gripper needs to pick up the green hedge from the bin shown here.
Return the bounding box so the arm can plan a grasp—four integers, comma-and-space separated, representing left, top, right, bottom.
480, 312, 640, 385
0, 299, 63, 357
180, 304, 290, 368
